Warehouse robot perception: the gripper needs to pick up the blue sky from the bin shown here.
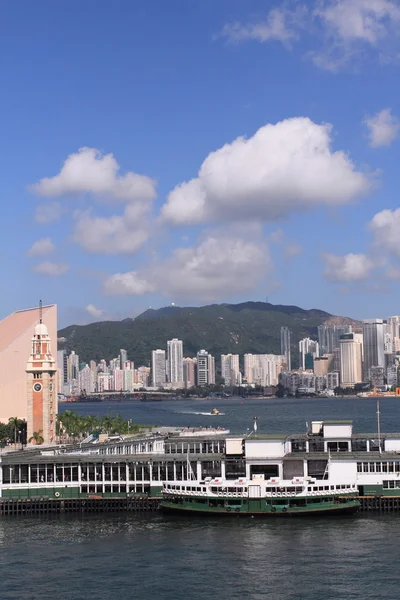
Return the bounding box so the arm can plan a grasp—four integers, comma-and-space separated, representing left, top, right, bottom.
1, 0, 400, 327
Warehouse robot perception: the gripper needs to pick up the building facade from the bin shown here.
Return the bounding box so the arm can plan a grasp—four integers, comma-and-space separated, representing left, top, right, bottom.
221, 354, 240, 386
280, 326, 291, 371
339, 333, 363, 388
363, 319, 385, 381
167, 339, 184, 385
152, 350, 166, 388
0, 304, 57, 423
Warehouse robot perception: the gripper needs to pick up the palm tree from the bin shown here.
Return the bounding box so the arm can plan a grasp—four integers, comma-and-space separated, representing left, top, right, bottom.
8, 416, 20, 449
29, 430, 44, 445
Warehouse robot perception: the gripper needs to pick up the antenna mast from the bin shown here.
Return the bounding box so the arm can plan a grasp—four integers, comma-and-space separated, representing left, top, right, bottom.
39, 299, 43, 324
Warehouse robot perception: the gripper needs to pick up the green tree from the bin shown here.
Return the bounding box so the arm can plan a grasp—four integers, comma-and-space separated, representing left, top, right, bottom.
8, 416, 21, 449
29, 430, 44, 445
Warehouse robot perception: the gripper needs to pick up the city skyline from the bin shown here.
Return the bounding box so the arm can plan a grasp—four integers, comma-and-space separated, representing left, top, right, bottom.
2, 2, 400, 326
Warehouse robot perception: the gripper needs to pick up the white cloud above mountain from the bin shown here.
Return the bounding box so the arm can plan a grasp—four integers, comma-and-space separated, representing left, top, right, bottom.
30, 147, 157, 203
364, 108, 400, 147
369, 207, 400, 256
322, 252, 375, 282
103, 230, 272, 301
27, 237, 55, 257
85, 304, 105, 319
161, 117, 372, 226
73, 203, 150, 255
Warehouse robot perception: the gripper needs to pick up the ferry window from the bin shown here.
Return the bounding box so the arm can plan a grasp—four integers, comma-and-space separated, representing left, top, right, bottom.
389, 463, 394, 472
395, 462, 400, 472
362, 462, 369, 472
167, 463, 175, 480
291, 440, 307, 452
120, 485, 126, 493
81, 486, 88, 493
324, 486, 329, 490
357, 462, 362, 473
308, 487, 312, 492
369, 463, 375, 473
382, 463, 388, 473
352, 439, 368, 452
330, 485, 334, 490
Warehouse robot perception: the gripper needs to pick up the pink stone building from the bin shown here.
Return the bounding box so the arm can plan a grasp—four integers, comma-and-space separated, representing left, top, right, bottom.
0, 305, 57, 423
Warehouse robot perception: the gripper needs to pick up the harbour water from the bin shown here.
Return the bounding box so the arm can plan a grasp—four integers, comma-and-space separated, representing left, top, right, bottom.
1, 397, 400, 600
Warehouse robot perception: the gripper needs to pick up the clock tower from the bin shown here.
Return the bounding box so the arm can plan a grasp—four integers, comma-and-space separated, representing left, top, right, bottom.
26, 302, 57, 444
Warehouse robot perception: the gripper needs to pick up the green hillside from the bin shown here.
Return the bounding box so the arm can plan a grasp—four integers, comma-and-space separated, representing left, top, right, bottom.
57, 301, 355, 368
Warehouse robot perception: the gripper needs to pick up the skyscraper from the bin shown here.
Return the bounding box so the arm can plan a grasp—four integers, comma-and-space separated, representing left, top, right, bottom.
318, 324, 352, 355
196, 350, 215, 386
221, 354, 240, 386
280, 327, 291, 371
339, 333, 363, 387
299, 338, 319, 371
151, 349, 166, 387
363, 319, 385, 381
183, 357, 196, 388
167, 339, 184, 385
120, 349, 128, 369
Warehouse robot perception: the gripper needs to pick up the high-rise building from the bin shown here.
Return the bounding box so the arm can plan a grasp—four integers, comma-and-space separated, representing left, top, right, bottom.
0, 304, 57, 423
183, 357, 196, 388
78, 365, 95, 394
221, 354, 240, 386
208, 354, 215, 385
167, 339, 184, 385
339, 333, 363, 387
318, 324, 352, 355
120, 349, 128, 370
196, 350, 215, 386
299, 338, 319, 371
152, 349, 166, 387
67, 350, 79, 381
280, 327, 291, 371
26, 313, 58, 444
313, 354, 334, 376
244, 354, 284, 386
363, 319, 385, 381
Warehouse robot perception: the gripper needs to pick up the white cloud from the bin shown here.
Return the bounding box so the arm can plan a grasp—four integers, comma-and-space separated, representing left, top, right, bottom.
369, 207, 400, 256
323, 252, 375, 282
30, 147, 156, 203
103, 272, 156, 296
218, 1, 400, 70
364, 108, 400, 147
27, 237, 55, 257
219, 7, 301, 44
103, 230, 272, 302
161, 117, 372, 225
73, 203, 150, 254
33, 261, 69, 276
35, 202, 62, 224
284, 242, 303, 258
85, 304, 105, 319
316, 0, 400, 44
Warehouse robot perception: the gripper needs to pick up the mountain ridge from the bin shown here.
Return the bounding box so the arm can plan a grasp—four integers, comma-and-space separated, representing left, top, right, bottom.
58, 301, 358, 367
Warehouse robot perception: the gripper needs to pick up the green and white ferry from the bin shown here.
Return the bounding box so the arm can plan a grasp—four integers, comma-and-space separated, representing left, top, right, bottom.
161, 474, 360, 516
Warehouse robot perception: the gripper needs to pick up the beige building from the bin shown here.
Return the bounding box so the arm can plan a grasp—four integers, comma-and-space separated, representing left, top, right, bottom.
313, 354, 334, 376
0, 305, 57, 423
340, 333, 363, 388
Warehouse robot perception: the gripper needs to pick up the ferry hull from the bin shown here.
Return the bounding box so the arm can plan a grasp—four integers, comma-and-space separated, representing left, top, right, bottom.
160, 498, 360, 517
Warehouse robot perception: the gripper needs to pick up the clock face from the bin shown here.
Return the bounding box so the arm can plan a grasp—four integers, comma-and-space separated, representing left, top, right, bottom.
33, 383, 42, 392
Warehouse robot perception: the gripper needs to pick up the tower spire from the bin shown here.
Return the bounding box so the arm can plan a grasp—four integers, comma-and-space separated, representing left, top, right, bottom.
39, 299, 43, 324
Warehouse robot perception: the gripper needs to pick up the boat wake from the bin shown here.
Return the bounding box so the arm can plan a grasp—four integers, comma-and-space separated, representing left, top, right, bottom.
178, 411, 225, 416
